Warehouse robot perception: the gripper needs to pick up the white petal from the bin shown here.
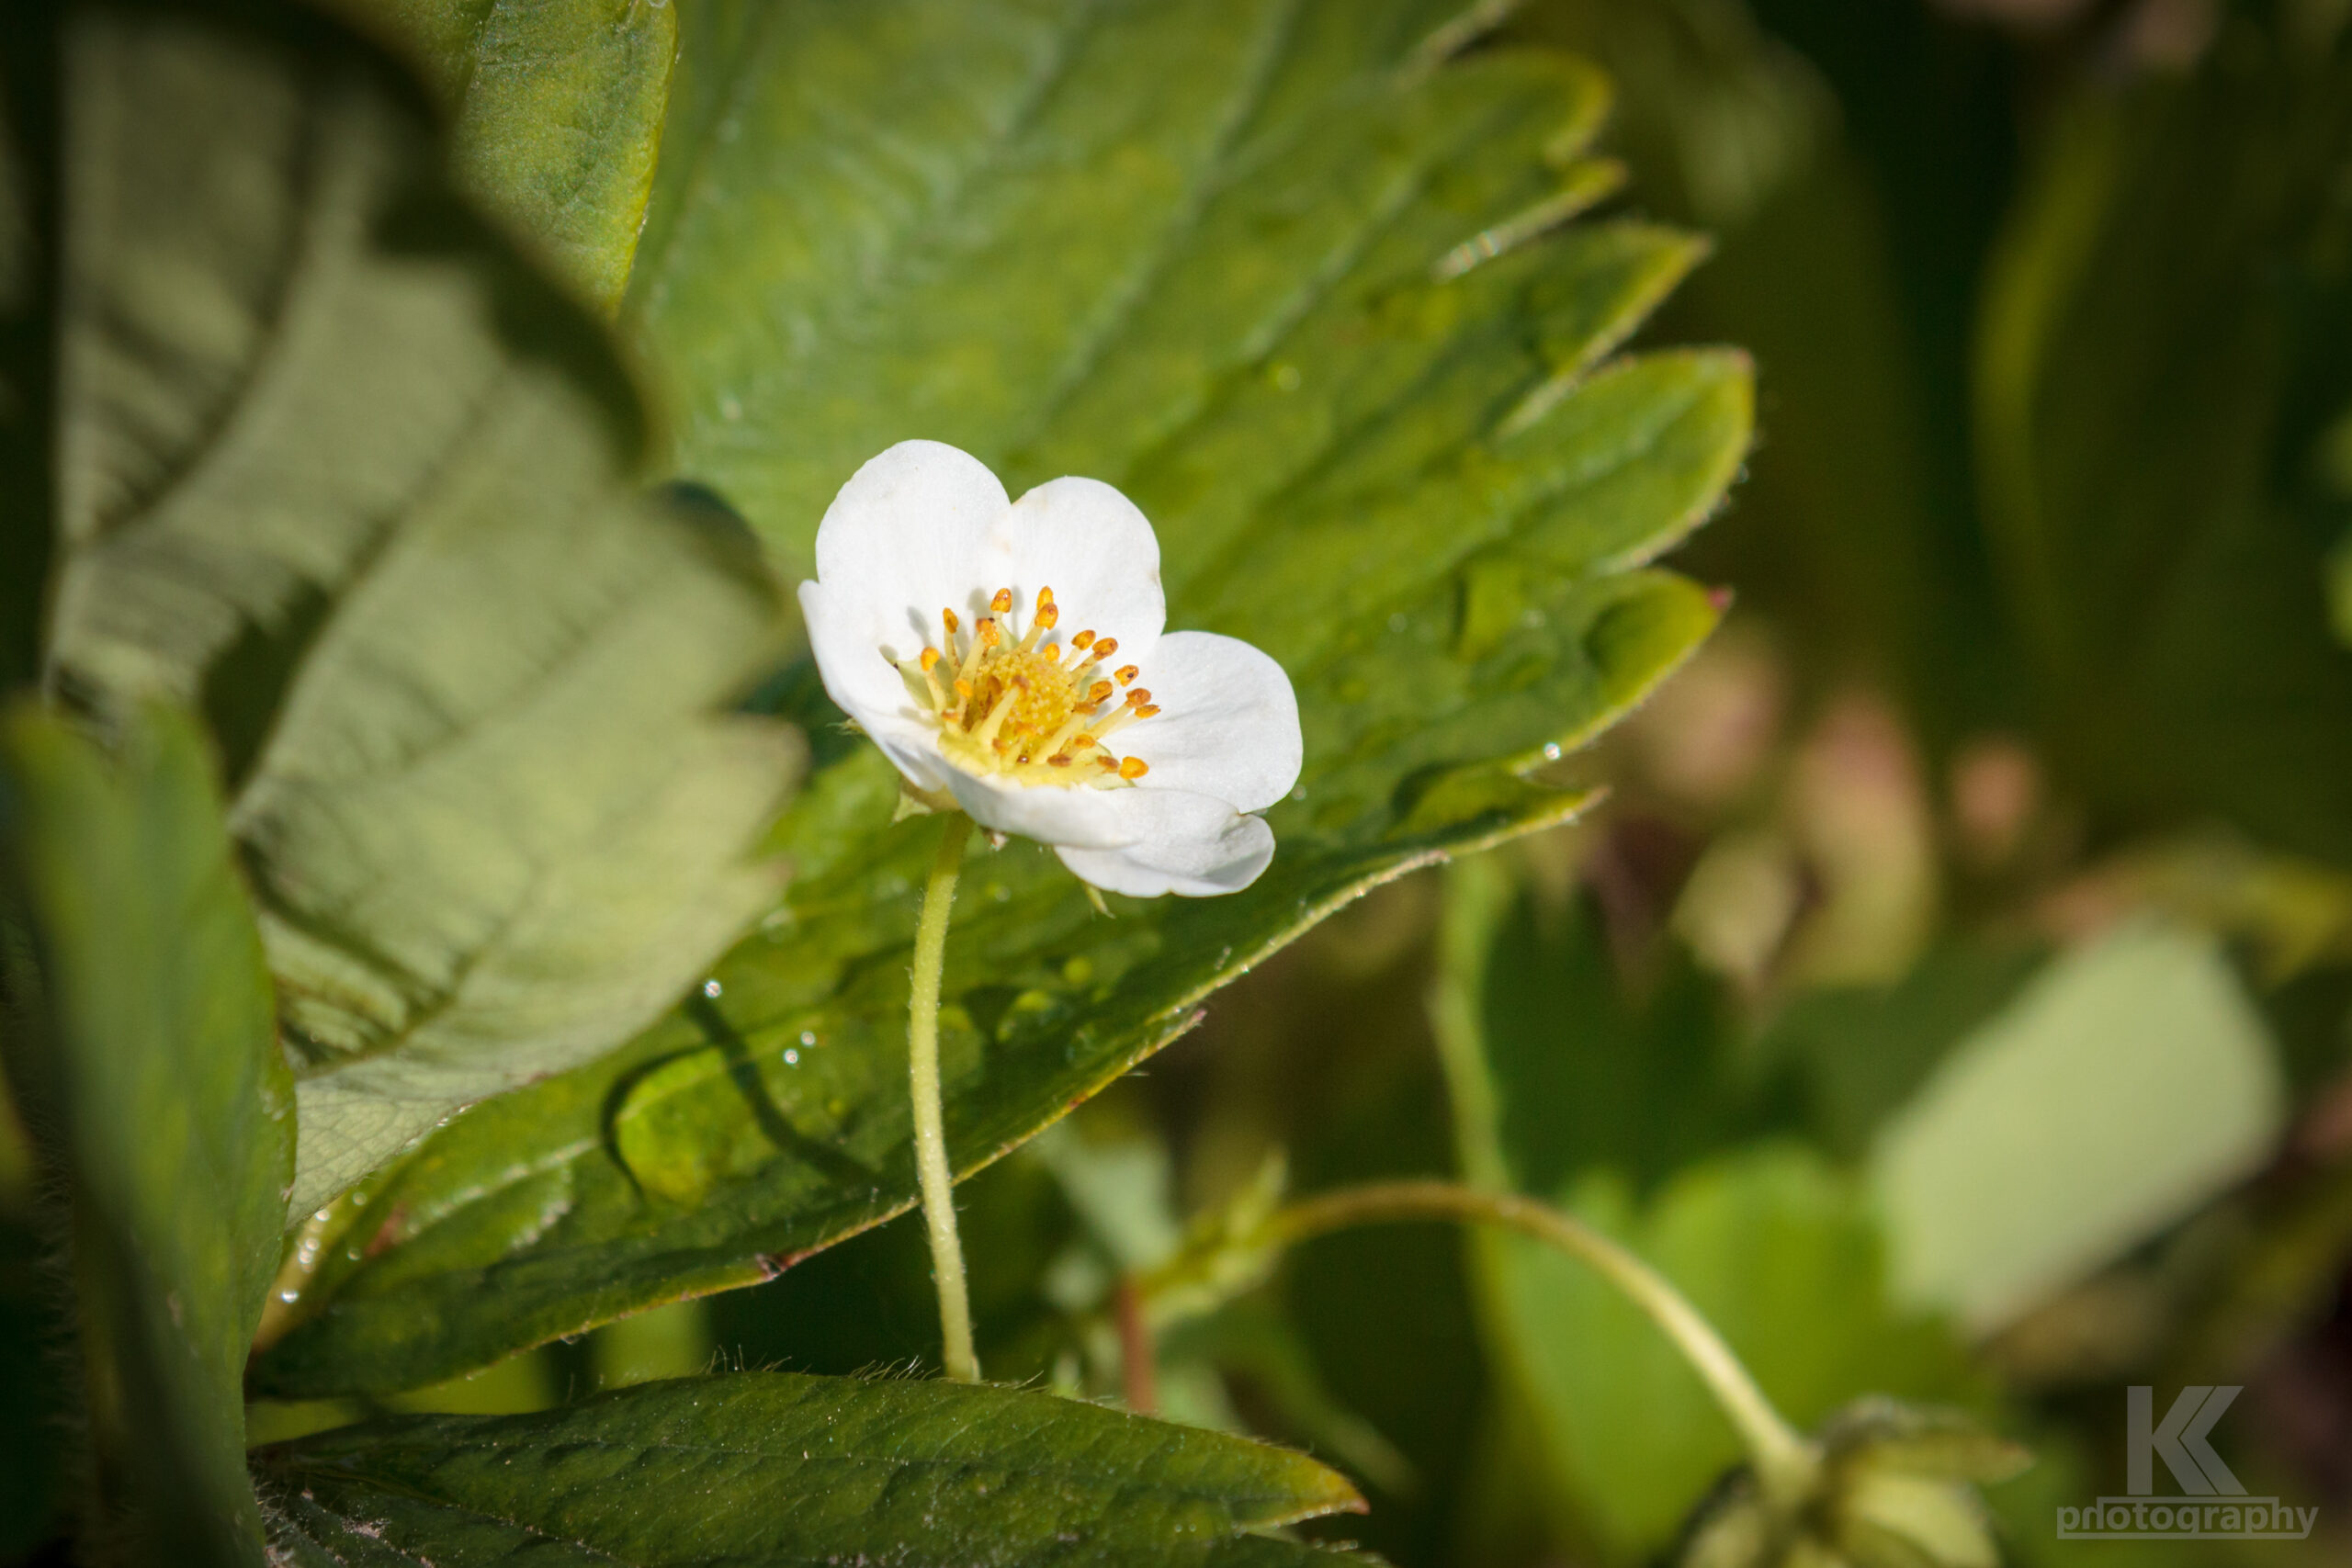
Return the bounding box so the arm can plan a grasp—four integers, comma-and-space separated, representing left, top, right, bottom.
811, 440, 1008, 666
1056, 808, 1276, 898
799, 581, 909, 724
941, 768, 1143, 850
977, 477, 1164, 662
865, 716, 957, 796
1122, 631, 1301, 814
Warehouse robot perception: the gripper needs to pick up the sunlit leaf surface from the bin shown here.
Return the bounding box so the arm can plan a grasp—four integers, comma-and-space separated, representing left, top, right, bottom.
254, 0, 1747, 1397
317, 0, 676, 310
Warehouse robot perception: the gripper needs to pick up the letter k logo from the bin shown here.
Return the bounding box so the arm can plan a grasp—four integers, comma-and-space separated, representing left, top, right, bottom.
2128, 1386, 2245, 1495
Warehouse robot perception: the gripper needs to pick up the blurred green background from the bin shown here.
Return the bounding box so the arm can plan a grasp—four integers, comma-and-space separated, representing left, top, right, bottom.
634, 2, 2352, 1562
10, 0, 2352, 1562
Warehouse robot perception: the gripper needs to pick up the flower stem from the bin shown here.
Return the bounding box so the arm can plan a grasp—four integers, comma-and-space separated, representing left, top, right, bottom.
909, 809, 978, 1382
1261, 1179, 1818, 1500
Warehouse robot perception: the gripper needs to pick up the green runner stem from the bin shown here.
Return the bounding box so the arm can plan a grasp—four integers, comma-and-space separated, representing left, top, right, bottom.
1263, 1179, 1819, 1501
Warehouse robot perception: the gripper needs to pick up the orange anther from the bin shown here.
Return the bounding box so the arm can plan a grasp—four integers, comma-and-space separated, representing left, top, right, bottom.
991, 588, 1014, 614
942, 607, 960, 635
1049, 754, 1072, 768
1134, 705, 1160, 718
1071, 630, 1096, 650
1092, 637, 1118, 660
1115, 665, 1138, 685
1125, 688, 1151, 706
1088, 681, 1114, 704
1119, 756, 1149, 781
1036, 604, 1060, 629
1035, 586, 1055, 610
1096, 754, 1119, 771
954, 678, 974, 699
978, 618, 1001, 646
920, 647, 941, 672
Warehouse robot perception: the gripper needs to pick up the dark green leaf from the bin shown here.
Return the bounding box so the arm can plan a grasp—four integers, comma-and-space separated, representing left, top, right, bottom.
1975, 18, 2352, 861
253, 0, 1747, 1395
1514, 0, 2027, 750
0, 703, 291, 1565
1473, 881, 1775, 1197
254, 1371, 1368, 1566
42, 0, 801, 1212
317, 0, 676, 310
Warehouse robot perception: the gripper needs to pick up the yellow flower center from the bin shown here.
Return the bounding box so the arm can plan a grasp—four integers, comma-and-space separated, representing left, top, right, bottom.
897, 586, 1158, 789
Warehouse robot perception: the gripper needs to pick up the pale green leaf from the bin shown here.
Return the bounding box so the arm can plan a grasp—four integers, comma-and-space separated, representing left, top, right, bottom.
40, 0, 802, 1212
1871, 919, 2287, 1334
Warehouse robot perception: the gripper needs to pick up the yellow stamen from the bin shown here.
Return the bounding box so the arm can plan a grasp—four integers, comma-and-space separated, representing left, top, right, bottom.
1119, 756, 1149, 781
894, 584, 1163, 792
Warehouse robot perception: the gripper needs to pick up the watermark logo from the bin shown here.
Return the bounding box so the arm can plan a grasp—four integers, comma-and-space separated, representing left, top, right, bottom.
2056, 1386, 2317, 1541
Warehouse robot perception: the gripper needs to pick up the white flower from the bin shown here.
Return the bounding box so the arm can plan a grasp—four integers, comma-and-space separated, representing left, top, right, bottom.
797, 441, 1303, 898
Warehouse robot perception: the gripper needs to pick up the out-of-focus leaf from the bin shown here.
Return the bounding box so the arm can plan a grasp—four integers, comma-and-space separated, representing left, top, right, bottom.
1517, 0, 2026, 748
0, 704, 291, 1564
1274, 953, 1495, 1568
40, 0, 800, 1213
1975, 16, 2352, 861
1871, 919, 2287, 1335
1472, 879, 1774, 1196
1433, 859, 1974, 1563
1483, 1149, 1980, 1563
315, 0, 675, 310
1757, 939, 2046, 1160
254, 1371, 1369, 1566
254, 0, 1748, 1397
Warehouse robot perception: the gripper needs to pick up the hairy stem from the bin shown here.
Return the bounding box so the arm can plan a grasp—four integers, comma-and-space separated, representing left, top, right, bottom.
1265, 1179, 1818, 1500
909, 810, 978, 1382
